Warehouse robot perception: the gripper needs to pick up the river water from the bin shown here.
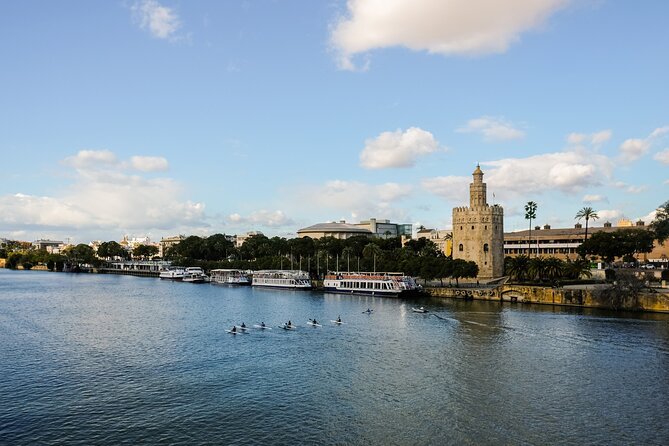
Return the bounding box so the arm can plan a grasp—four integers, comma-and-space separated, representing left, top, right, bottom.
1, 269, 668, 445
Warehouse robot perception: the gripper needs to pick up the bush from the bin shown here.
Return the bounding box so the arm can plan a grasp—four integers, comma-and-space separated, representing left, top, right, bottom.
605, 268, 616, 282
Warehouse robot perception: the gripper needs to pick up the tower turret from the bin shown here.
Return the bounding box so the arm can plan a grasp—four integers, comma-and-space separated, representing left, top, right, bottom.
470, 164, 487, 208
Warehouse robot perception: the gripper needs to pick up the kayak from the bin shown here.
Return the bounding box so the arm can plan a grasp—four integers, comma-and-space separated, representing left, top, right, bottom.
225, 329, 238, 335
362, 310, 373, 314
239, 326, 250, 330
330, 320, 346, 324
412, 307, 429, 313
307, 321, 322, 327
278, 325, 296, 330
253, 324, 272, 330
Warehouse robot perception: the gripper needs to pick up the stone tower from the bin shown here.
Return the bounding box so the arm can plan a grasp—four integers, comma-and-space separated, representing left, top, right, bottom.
452, 165, 504, 279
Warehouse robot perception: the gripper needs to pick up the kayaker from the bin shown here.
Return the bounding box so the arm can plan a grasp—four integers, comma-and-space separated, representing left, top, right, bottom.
261, 322, 265, 328
241, 322, 246, 328
231, 326, 236, 333
337, 316, 342, 323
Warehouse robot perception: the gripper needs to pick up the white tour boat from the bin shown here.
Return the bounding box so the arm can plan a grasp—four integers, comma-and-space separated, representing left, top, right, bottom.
182, 267, 209, 283
323, 271, 422, 297
159, 266, 186, 280
251, 270, 312, 290
210, 269, 251, 286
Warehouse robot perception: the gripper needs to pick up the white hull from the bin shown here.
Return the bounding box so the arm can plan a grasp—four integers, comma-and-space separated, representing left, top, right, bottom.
323, 272, 421, 297
252, 270, 312, 290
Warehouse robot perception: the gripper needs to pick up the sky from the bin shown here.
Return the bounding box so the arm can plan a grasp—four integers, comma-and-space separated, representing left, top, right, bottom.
1, 0, 668, 244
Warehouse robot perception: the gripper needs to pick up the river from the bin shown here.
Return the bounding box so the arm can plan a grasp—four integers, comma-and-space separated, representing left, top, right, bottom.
1, 269, 668, 445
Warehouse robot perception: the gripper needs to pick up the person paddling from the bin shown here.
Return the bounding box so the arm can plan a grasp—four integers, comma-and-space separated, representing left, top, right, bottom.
337, 316, 342, 323
231, 326, 236, 333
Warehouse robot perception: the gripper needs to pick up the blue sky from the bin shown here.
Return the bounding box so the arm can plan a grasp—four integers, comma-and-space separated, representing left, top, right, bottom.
1, 0, 668, 244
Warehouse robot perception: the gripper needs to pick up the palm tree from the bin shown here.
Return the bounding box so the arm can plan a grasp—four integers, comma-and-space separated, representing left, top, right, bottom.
525, 201, 538, 257
504, 255, 529, 282
341, 247, 354, 272
362, 243, 383, 272
575, 207, 599, 246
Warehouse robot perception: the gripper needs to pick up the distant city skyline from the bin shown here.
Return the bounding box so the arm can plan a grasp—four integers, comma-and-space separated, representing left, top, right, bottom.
1, 1, 667, 244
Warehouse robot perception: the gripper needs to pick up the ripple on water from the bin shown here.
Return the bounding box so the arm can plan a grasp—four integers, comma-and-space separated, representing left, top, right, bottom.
1, 270, 669, 445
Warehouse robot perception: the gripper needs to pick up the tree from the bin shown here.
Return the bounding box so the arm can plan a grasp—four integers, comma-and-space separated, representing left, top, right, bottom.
579, 229, 654, 263
527, 257, 547, 282
505, 255, 530, 282
525, 201, 538, 257
362, 243, 383, 272
64, 244, 96, 265
97, 241, 129, 260
575, 207, 599, 247
133, 244, 159, 259
563, 258, 592, 280
650, 200, 669, 244
202, 234, 234, 261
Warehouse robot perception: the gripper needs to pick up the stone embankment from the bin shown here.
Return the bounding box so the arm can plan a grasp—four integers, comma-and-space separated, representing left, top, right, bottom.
427, 284, 669, 313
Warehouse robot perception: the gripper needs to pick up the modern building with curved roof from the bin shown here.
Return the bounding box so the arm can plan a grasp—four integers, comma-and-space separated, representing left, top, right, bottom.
297, 221, 373, 239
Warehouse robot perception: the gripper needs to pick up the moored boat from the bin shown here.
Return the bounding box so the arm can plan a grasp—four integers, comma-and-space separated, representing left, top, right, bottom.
324, 271, 422, 297
182, 267, 209, 283
210, 269, 251, 286
251, 270, 312, 290
159, 266, 186, 280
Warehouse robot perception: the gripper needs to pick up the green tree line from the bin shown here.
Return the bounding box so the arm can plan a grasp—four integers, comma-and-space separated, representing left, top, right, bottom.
165, 233, 479, 284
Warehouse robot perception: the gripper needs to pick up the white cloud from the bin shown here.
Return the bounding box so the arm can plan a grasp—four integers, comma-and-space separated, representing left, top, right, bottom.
483, 150, 614, 195
63, 149, 118, 169
597, 209, 622, 222
0, 151, 205, 238
591, 130, 612, 146
130, 156, 169, 172
566, 130, 611, 147
421, 176, 470, 202
582, 194, 607, 204
612, 181, 647, 194
228, 210, 294, 228
296, 180, 413, 222
618, 125, 669, 163
457, 116, 525, 142
619, 138, 650, 163
654, 149, 669, 164
360, 127, 442, 169
330, 0, 569, 70
650, 126, 669, 139
132, 0, 181, 40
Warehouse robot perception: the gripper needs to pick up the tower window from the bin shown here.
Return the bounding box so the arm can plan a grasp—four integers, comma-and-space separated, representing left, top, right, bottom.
484, 225, 487, 230
460, 226, 463, 230
484, 243, 489, 252
458, 244, 464, 252
471, 225, 474, 230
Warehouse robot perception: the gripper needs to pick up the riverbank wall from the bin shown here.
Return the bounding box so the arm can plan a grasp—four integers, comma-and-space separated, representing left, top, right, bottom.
427, 284, 669, 313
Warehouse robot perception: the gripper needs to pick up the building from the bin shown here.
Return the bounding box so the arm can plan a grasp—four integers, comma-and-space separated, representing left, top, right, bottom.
235, 231, 264, 248
415, 227, 453, 256
297, 222, 373, 239
297, 218, 412, 240
354, 218, 412, 238
159, 235, 186, 257
504, 220, 669, 265
32, 239, 65, 253
452, 165, 505, 279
